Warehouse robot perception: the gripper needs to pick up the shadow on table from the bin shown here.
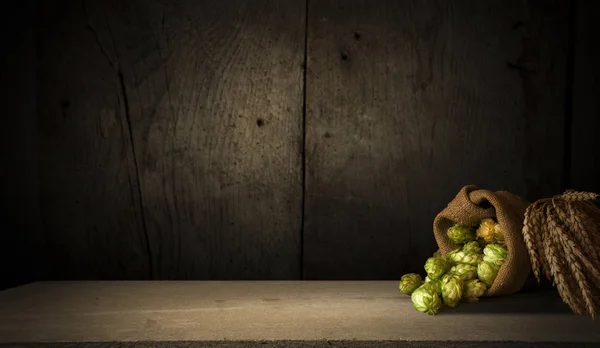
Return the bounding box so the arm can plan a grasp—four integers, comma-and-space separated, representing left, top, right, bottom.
441, 289, 575, 315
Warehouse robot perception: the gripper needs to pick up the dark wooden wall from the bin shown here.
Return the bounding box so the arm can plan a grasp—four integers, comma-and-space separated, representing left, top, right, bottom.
2, 0, 598, 287
303, 0, 568, 279
570, 0, 600, 194
37, 0, 305, 281
1, 0, 42, 290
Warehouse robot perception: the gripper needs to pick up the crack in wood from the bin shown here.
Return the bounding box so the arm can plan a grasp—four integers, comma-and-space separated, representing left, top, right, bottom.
81, 0, 154, 279
82, 0, 116, 71
118, 70, 154, 280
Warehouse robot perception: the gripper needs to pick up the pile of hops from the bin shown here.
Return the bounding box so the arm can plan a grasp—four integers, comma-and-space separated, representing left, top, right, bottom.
398, 218, 508, 315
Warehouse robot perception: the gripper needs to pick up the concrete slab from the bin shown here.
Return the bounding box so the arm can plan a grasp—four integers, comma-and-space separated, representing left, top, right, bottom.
0, 281, 598, 343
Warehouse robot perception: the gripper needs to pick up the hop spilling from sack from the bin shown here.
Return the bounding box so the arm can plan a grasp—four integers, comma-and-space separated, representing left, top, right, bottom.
397, 185, 532, 315
397, 185, 600, 319
399, 219, 508, 315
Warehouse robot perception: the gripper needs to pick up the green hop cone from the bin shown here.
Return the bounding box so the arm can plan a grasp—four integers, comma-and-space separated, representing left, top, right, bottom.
427, 279, 443, 296
446, 248, 463, 265
433, 250, 452, 264
411, 284, 442, 315
424, 275, 442, 295
460, 252, 483, 267
420, 279, 442, 296
462, 279, 487, 302
449, 263, 478, 281
477, 260, 500, 287
447, 224, 475, 245
483, 243, 508, 267
424, 256, 451, 280
462, 241, 482, 254
447, 250, 483, 266
441, 274, 464, 308
399, 273, 423, 295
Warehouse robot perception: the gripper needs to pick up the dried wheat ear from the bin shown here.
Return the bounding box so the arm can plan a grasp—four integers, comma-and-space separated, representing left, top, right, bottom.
522, 190, 600, 319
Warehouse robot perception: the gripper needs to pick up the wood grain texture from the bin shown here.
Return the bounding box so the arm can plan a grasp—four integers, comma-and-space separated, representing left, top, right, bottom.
2, 282, 600, 343
37, 0, 151, 280
570, 0, 600, 193
304, 0, 568, 279
38, 0, 306, 279
127, 0, 306, 279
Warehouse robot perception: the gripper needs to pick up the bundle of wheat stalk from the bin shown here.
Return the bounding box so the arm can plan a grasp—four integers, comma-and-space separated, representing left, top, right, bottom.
522, 190, 600, 319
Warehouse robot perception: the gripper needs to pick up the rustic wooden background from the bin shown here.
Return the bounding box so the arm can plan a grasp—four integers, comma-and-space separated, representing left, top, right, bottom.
1, 0, 598, 288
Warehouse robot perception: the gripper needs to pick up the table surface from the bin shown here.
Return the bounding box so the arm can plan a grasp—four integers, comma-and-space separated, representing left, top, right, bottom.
0, 281, 599, 343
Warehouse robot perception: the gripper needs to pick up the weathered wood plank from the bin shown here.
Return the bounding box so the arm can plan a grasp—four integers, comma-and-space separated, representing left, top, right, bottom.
304, 0, 568, 279
76, 0, 305, 279
1, 282, 600, 343
37, 0, 151, 279
570, 0, 600, 193
516, 0, 571, 200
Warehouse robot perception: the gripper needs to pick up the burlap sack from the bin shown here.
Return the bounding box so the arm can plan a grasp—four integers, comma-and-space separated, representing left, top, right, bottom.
433, 185, 531, 297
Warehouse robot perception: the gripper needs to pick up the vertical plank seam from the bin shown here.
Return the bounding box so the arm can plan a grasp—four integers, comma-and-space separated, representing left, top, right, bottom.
563, 0, 577, 192
300, 0, 309, 280
117, 71, 154, 280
